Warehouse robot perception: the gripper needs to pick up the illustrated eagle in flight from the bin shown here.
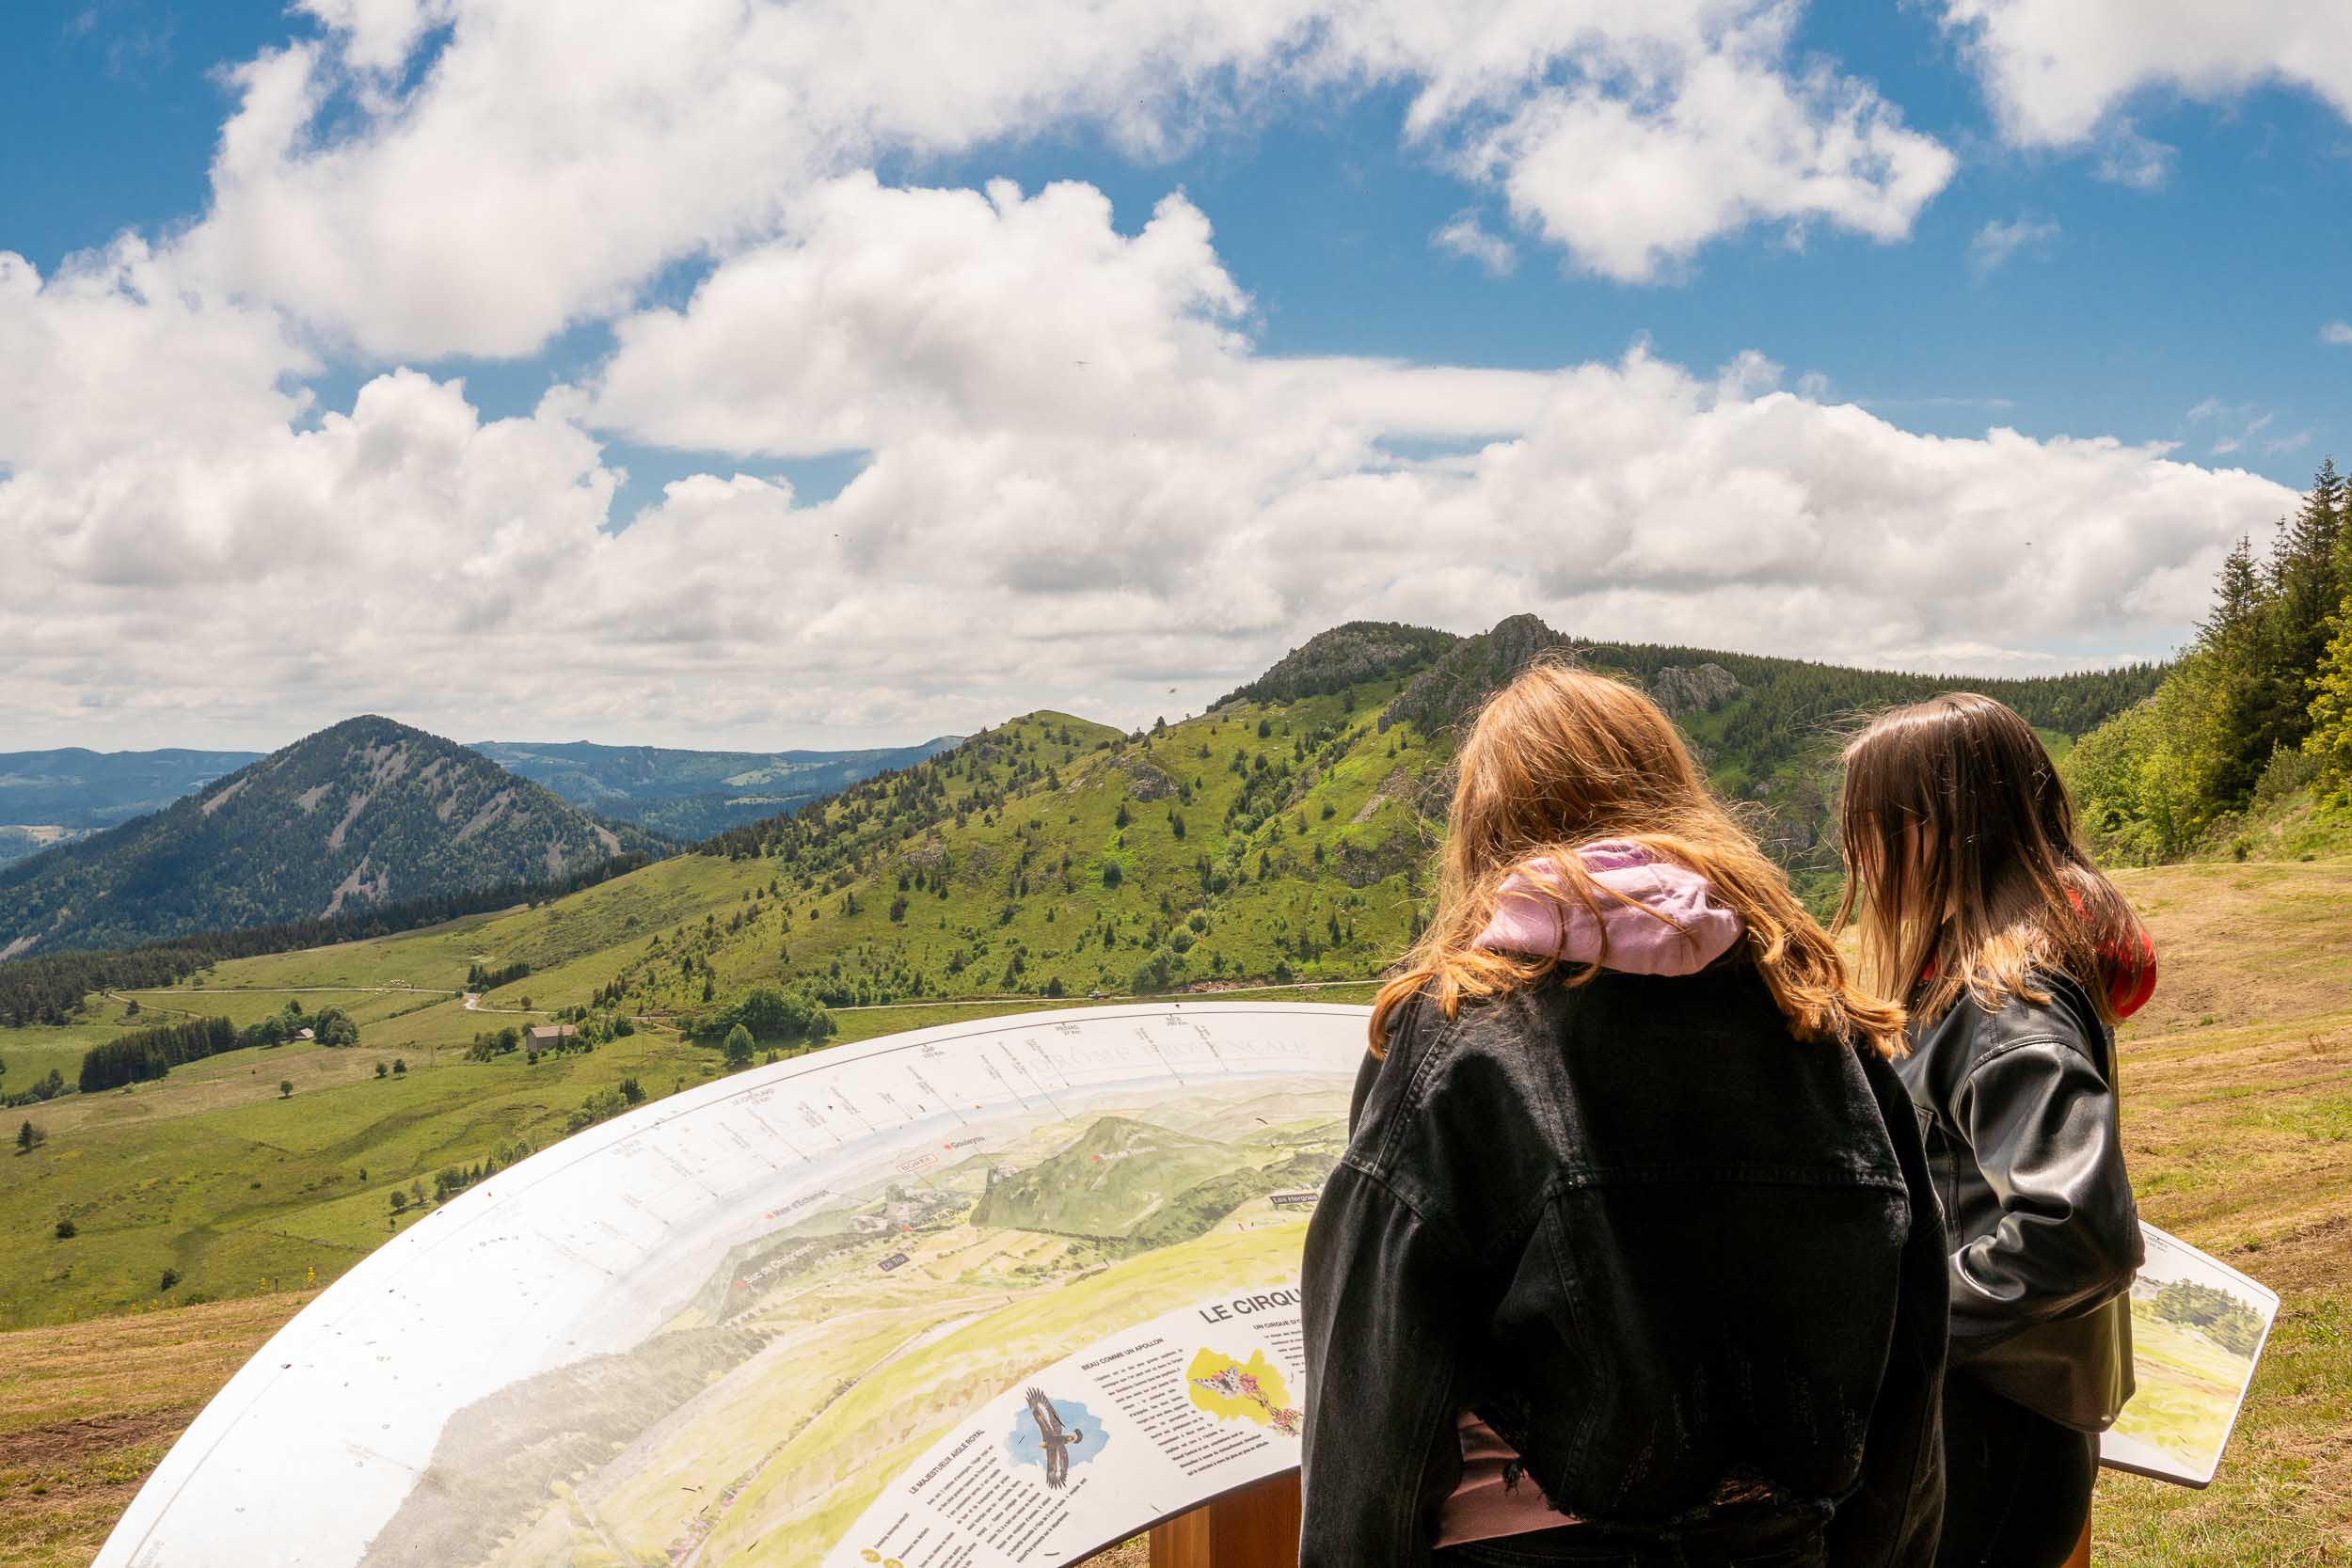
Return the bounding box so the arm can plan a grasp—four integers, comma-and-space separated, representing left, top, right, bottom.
1024, 1386, 1086, 1488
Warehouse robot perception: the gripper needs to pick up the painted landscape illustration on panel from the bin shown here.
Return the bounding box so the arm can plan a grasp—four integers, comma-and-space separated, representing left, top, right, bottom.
2103, 1227, 2280, 1487
352, 1076, 1348, 1567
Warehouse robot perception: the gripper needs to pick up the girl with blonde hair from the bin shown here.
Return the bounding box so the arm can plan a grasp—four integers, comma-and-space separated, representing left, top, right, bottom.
1301, 661, 1947, 1568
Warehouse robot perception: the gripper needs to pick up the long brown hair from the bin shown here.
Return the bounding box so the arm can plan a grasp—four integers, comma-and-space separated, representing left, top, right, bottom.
1369, 660, 1905, 1058
1835, 691, 2149, 1026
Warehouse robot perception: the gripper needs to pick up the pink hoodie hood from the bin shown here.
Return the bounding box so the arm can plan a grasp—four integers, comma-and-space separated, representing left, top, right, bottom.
1472, 840, 1742, 975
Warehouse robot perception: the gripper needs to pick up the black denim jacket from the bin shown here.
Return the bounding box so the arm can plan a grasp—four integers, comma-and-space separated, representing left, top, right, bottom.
1299, 963, 1947, 1567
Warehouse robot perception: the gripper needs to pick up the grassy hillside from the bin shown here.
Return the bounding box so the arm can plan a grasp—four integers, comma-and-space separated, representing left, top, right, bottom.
0, 620, 2165, 1322
4, 858, 2347, 1567
0, 1291, 319, 1568
0, 936, 1376, 1332
2090, 861, 2352, 1566
650, 620, 2152, 1014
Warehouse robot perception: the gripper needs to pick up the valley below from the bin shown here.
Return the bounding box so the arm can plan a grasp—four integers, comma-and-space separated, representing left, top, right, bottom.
0, 624, 2337, 1566
3, 858, 2348, 1567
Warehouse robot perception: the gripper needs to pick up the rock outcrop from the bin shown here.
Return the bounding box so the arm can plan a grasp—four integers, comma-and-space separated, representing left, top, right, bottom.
1378, 613, 1572, 738
1649, 662, 1742, 719
1215, 621, 1461, 709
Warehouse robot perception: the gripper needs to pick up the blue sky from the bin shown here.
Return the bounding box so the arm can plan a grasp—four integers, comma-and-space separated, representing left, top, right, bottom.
8, 0, 2344, 486
3, 1, 2348, 747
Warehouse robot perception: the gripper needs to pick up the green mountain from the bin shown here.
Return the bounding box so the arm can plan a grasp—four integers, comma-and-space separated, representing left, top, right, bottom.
0, 828, 81, 872
469, 736, 961, 840
0, 616, 2173, 1325
0, 739, 961, 867
972, 1116, 1251, 1238
0, 616, 2159, 1011
640, 615, 2158, 1015
0, 748, 265, 868
0, 747, 266, 830
1214, 621, 1464, 707
0, 718, 654, 958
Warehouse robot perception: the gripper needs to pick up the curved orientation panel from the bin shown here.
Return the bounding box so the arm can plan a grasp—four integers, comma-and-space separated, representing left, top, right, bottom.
97, 1002, 1369, 1568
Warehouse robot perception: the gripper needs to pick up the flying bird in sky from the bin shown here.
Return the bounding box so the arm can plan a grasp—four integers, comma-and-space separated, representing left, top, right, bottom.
1024, 1386, 1085, 1488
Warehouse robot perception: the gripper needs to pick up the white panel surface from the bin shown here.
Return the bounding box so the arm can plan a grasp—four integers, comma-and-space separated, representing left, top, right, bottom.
97, 1003, 1368, 1568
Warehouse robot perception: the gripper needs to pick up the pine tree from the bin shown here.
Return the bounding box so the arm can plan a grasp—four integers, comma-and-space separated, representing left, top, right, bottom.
2307, 595, 2352, 812
2198, 537, 2265, 648
2198, 536, 2276, 803
2247, 459, 2348, 761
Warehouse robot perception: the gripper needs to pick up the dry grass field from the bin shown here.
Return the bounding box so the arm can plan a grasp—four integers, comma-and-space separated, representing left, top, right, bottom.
0, 1293, 310, 1568
2090, 859, 2352, 1566
2, 860, 2345, 1567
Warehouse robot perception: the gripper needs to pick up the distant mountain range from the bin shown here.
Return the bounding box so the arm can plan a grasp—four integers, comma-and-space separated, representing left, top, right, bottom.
0, 619, 2163, 963
0, 735, 963, 869
0, 718, 660, 958
0, 749, 265, 867
469, 737, 961, 840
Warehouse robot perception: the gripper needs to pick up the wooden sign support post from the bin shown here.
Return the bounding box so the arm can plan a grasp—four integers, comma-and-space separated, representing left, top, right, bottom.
1148, 1473, 1301, 1568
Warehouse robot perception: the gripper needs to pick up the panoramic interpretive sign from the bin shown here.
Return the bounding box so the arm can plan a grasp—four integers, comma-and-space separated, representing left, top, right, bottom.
96, 1001, 2273, 1567
2100, 1224, 2280, 1489
96, 1003, 1366, 1568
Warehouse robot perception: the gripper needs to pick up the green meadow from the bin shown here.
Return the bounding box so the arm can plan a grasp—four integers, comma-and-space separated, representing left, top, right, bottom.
3, 850, 2347, 1564
1, 654, 2343, 1564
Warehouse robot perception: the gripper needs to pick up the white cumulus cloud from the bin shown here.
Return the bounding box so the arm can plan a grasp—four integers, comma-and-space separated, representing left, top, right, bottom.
1433, 214, 1518, 276
168, 0, 1955, 357
1455, 12, 1954, 283
0, 240, 314, 473
586, 177, 1248, 458
0, 171, 2297, 748
1943, 0, 2352, 147
0, 3, 2306, 749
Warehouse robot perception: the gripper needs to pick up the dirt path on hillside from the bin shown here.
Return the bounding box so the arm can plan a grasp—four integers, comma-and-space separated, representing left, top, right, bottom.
157, 984, 458, 998
98, 990, 205, 1020
460, 991, 531, 1014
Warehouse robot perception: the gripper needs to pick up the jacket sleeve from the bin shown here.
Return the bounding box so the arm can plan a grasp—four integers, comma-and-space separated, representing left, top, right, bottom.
1298, 1158, 1466, 1568
1299, 1009, 1471, 1567
1947, 1032, 2143, 1343
1827, 1049, 1948, 1568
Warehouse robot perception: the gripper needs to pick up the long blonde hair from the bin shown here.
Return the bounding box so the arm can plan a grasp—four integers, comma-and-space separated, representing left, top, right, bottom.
1369, 661, 1905, 1058
1835, 691, 2149, 1027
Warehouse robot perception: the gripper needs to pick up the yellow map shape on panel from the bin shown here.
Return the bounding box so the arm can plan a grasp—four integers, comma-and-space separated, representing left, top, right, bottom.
1185, 1348, 1304, 1435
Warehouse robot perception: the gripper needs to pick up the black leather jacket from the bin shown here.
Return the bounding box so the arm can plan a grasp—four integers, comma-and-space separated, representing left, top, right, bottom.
1896, 970, 2142, 1431
1299, 964, 1947, 1568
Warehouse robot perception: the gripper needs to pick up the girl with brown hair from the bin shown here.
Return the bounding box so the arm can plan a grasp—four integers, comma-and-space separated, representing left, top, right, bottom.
1299, 661, 1949, 1568
1837, 693, 2156, 1568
